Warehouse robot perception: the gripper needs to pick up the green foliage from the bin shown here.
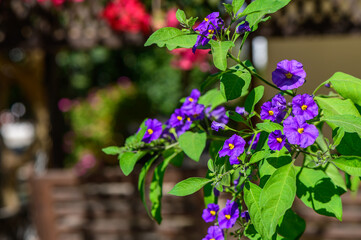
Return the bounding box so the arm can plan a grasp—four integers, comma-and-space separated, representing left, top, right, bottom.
245, 86, 264, 114
332, 156, 361, 176
244, 182, 269, 239
118, 151, 146, 176
178, 131, 207, 162
260, 162, 297, 239
102, 146, 122, 155
336, 132, 361, 157
256, 121, 283, 133
220, 70, 251, 100
277, 209, 306, 239
169, 177, 212, 196
296, 167, 343, 220
198, 89, 226, 110
232, 0, 245, 16
315, 97, 361, 118
322, 115, 361, 137
149, 150, 182, 224
144, 27, 197, 50
209, 40, 235, 71
249, 149, 271, 164
176, 9, 187, 24
326, 72, 361, 105
245, 0, 291, 30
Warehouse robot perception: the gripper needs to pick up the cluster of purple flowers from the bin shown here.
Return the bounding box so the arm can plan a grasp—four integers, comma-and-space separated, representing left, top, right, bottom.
193, 12, 224, 53
201, 201, 249, 240
142, 89, 230, 144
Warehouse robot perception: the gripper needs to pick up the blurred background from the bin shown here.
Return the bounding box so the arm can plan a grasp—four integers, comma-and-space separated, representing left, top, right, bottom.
0, 0, 361, 239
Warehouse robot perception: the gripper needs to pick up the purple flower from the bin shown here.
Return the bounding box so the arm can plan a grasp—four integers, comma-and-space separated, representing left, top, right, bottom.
174, 117, 192, 136
272, 94, 287, 110
182, 89, 201, 108
211, 121, 225, 131
207, 106, 229, 124
168, 108, 185, 128
292, 94, 318, 120
218, 200, 239, 229
283, 116, 319, 148
248, 133, 260, 150
235, 106, 248, 116
213, 188, 220, 196
219, 134, 246, 165
272, 59, 306, 90
268, 130, 286, 151
188, 103, 205, 121
193, 12, 224, 53
260, 102, 279, 122
236, 21, 251, 34
241, 211, 250, 222
202, 203, 219, 222
142, 119, 163, 143
202, 226, 224, 240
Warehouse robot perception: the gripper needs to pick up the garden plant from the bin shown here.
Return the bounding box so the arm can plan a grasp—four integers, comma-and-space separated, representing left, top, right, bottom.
103, 0, 361, 239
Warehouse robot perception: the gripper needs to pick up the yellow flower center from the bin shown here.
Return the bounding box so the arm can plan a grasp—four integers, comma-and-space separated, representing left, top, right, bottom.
204, 17, 209, 22
188, 97, 194, 102
285, 73, 293, 79
225, 214, 231, 220
298, 128, 304, 134
210, 210, 216, 216
301, 105, 308, 111
276, 137, 283, 143
268, 110, 274, 116
177, 116, 183, 121
228, 143, 235, 150
187, 117, 191, 122
147, 129, 153, 135
208, 29, 214, 34
210, 239, 215, 240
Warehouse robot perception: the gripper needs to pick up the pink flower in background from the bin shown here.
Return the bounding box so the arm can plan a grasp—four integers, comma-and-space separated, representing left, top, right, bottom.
170, 48, 210, 72
58, 98, 73, 112
35, 0, 84, 6
166, 8, 179, 28
101, 0, 151, 34
75, 153, 97, 176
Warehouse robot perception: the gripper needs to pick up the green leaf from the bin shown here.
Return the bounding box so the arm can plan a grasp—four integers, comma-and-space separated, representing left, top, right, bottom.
327, 72, 361, 105
277, 209, 306, 239
233, 0, 245, 16
322, 115, 361, 137
315, 97, 361, 118
244, 181, 268, 239
324, 163, 347, 193
245, 0, 291, 30
223, 3, 233, 16
259, 148, 292, 187
332, 156, 361, 176
209, 40, 235, 71
149, 151, 181, 223
187, 17, 198, 27
179, 131, 207, 162
220, 70, 251, 101
295, 167, 342, 221
227, 110, 248, 124
332, 128, 345, 148
176, 9, 186, 24
245, 86, 264, 114
198, 89, 226, 110
204, 171, 217, 206
102, 146, 122, 155
169, 177, 212, 196
249, 149, 271, 164
244, 223, 262, 240
336, 132, 361, 157
207, 159, 215, 172
144, 27, 197, 50
118, 151, 146, 176
260, 162, 297, 239
138, 155, 158, 217
201, 71, 224, 91
256, 121, 283, 133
